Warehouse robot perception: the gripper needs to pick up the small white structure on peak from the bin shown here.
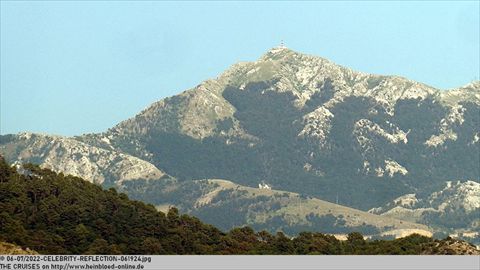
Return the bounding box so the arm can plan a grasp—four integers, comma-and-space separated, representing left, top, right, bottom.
258, 183, 272, 190
269, 41, 287, 54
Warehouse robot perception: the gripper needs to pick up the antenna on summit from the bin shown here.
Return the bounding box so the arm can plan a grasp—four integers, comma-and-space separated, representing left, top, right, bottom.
279, 40, 286, 49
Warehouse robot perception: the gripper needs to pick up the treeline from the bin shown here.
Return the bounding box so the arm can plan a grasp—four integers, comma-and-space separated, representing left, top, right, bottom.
0, 157, 473, 254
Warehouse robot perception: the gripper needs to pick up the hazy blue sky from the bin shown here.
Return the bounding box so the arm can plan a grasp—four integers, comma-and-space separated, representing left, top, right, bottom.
1, 1, 479, 136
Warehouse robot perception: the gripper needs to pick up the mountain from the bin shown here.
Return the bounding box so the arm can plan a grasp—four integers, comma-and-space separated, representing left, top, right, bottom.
1, 159, 478, 255
77, 46, 478, 207
1, 46, 478, 239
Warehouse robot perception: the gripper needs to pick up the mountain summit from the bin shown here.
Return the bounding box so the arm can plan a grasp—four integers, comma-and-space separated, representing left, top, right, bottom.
82, 47, 462, 143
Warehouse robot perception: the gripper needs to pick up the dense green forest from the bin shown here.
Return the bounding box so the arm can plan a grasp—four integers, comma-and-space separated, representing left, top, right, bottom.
0, 157, 476, 255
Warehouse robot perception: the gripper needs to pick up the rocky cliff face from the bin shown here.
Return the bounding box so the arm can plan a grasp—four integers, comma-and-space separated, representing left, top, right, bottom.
369, 181, 480, 245
0, 132, 166, 185
370, 180, 480, 216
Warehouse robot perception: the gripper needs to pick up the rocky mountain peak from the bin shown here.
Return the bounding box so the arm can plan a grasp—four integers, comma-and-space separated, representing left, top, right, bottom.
78, 47, 477, 153
225, 47, 441, 110
260, 45, 300, 61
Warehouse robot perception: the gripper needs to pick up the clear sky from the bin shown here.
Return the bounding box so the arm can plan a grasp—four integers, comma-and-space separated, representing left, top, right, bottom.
1, 1, 479, 136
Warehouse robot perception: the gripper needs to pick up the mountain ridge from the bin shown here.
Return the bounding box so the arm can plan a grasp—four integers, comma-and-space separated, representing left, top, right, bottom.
0, 132, 167, 185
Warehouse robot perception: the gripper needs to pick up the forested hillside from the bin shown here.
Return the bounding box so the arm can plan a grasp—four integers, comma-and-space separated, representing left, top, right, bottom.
0, 157, 478, 255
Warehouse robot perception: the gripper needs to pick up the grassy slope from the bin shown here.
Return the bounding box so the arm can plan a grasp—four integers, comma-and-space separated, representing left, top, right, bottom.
162, 179, 431, 238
